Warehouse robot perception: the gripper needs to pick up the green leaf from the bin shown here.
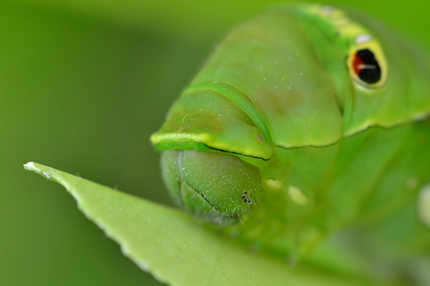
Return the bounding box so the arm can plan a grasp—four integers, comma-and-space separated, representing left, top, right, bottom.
24, 162, 400, 286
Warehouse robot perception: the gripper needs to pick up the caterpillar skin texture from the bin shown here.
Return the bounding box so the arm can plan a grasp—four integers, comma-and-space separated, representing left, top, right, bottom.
151, 3, 430, 283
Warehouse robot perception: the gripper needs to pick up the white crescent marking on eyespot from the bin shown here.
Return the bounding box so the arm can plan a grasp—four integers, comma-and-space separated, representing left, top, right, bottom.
355, 34, 372, 44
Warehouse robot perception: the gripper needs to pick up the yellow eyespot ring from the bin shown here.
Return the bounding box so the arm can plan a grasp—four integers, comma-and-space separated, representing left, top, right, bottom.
346, 34, 388, 90
306, 4, 388, 91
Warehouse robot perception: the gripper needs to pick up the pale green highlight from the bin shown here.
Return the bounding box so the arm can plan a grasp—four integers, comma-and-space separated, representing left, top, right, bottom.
418, 184, 430, 228
288, 186, 308, 206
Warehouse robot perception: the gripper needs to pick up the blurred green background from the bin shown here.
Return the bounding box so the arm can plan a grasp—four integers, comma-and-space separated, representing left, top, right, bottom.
1, 0, 428, 285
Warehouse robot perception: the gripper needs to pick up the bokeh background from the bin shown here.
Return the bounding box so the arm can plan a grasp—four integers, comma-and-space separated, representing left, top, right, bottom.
1, 0, 428, 285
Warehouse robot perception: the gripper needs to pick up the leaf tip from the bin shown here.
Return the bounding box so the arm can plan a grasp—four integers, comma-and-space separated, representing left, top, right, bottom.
24, 161, 36, 171
24, 162, 52, 180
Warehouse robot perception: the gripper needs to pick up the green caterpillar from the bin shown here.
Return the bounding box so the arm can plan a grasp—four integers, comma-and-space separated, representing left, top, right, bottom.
151, 3, 430, 283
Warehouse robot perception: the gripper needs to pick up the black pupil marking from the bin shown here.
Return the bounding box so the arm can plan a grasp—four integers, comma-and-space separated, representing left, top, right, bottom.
355, 49, 381, 84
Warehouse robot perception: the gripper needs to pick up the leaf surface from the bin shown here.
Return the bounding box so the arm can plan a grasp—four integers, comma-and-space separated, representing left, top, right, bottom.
24, 162, 399, 286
